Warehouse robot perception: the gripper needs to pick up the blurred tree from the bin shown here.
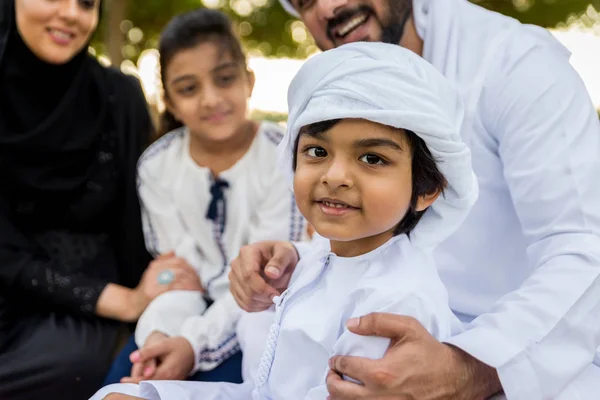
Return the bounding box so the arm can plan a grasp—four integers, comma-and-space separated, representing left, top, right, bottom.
92, 0, 600, 64
102, 0, 127, 66
475, 0, 600, 26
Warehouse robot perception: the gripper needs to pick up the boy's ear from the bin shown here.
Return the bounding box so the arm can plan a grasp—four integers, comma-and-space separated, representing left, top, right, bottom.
415, 189, 441, 212
246, 68, 256, 96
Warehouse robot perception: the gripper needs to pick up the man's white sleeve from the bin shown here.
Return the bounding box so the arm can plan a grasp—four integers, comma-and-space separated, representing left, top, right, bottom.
445, 44, 600, 400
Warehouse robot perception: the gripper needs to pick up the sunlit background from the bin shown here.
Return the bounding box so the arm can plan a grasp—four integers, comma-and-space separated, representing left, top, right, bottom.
92, 1, 600, 118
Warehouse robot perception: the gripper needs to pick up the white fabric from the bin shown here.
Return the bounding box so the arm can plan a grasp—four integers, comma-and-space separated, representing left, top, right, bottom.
89, 42, 475, 400
280, 0, 600, 397
278, 42, 478, 250
236, 310, 274, 382
135, 121, 308, 373
253, 236, 463, 399
409, 1, 600, 399
90, 237, 462, 400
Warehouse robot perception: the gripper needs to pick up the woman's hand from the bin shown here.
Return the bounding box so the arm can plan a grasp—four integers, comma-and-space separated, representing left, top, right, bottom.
127, 252, 203, 321
96, 252, 203, 322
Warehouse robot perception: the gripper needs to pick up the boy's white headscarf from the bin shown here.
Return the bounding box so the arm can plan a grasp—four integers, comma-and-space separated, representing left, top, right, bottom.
279, 42, 478, 248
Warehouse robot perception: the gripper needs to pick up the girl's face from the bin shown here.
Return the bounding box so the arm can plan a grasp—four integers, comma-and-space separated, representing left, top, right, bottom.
293, 118, 439, 257
164, 40, 255, 145
15, 0, 100, 65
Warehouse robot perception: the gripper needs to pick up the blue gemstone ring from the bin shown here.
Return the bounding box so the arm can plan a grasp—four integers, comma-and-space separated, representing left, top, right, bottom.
157, 269, 174, 285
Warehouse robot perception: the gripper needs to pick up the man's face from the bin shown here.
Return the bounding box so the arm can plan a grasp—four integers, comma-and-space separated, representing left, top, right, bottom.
288, 0, 412, 50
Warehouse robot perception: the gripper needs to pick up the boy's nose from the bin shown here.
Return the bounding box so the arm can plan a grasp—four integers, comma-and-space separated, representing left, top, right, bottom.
321, 158, 353, 189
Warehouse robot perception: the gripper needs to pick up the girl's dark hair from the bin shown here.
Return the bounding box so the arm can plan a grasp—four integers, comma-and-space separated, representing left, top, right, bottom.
156, 8, 247, 138
293, 119, 447, 237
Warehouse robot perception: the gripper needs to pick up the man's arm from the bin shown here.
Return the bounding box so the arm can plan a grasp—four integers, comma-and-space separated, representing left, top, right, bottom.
446, 39, 600, 399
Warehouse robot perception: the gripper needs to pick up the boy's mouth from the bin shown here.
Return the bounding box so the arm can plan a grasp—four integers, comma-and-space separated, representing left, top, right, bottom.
316, 197, 358, 207
315, 197, 360, 216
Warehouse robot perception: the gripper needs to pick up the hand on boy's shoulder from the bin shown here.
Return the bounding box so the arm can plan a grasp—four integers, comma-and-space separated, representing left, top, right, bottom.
101, 395, 145, 400
326, 313, 502, 400
229, 240, 299, 312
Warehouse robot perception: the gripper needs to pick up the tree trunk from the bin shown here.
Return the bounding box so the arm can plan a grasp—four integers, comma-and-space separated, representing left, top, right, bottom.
104, 0, 127, 66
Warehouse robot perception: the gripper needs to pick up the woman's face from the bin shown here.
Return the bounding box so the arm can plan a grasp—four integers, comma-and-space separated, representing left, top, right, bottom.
15, 0, 100, 65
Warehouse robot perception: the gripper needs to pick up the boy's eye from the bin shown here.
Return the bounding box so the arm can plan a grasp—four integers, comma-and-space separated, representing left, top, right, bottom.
307, 147, 327, 158
359, 154, 385, 165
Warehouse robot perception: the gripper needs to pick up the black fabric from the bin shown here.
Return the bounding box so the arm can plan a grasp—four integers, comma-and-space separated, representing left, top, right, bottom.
0, 0, 152, 315
0, 312, 121, 400
0, 0, 108, 194
0, 1, 153, 397
206, 178, 229, 223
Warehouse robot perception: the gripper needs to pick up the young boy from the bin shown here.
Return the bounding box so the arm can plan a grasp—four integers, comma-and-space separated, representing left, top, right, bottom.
92, 41, 478, 400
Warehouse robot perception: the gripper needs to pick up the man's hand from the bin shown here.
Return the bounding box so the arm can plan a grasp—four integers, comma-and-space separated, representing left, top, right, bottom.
228, 241, 299, 312
121, 336, 195, 383
102, 395, 145, 400
326, 313, 503, 400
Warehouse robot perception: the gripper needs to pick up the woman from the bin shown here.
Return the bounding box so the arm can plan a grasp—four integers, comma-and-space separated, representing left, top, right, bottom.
0, 1, 201, 399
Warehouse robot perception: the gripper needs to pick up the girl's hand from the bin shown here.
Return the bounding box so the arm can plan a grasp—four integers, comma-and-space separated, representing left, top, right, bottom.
121, 336, 195, 383
124, 331, 168, 384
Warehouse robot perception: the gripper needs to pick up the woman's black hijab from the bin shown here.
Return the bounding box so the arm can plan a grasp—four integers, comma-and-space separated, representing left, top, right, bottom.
0, 0, 108, 194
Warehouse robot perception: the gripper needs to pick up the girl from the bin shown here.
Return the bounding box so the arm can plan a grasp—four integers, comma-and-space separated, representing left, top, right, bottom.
105, 8, 307, 385
0, 1, 200, 399
93, 42, 477, 400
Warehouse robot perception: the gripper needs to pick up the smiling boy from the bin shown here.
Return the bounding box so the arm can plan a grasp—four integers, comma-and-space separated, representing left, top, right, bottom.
92, 41, 476, 400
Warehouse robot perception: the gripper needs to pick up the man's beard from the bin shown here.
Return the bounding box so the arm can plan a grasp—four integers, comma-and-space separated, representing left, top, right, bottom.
325, 0, 413, 47
380, 0, 413, 45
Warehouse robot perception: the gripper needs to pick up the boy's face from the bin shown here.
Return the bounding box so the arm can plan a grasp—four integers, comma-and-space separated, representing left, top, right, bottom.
293, 118, 434, 257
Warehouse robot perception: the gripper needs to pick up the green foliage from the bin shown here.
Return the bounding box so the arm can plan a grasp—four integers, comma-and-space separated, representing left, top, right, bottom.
250, 109, 288, 123
91, 0, 599, 63
473, 0, 600, 27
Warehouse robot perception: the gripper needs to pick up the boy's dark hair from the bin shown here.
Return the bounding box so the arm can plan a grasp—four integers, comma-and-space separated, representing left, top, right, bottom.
293, 119, 447, 236
156, 8, 247, 138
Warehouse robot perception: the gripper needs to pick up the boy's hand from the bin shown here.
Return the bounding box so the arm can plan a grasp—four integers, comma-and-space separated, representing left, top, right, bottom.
121, 336, 195, 383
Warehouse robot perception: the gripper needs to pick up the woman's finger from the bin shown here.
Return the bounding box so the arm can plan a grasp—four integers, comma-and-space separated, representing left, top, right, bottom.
170, 269, 203, 292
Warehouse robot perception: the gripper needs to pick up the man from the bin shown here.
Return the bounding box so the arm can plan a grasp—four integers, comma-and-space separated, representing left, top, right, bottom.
229, 0, 600, 399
